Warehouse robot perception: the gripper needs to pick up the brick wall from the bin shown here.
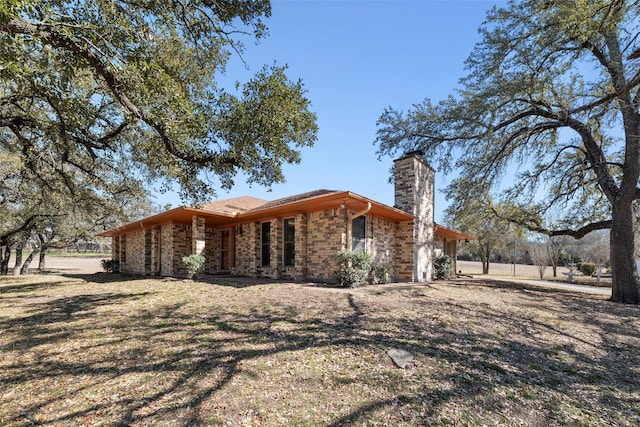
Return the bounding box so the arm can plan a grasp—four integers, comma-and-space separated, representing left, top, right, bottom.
394, 220, 414, 281
235, 222, 257, 277
123, 229, 145, 274
172, 223, 191, 276
370, 215, 396, 278
305, 209, 345, 282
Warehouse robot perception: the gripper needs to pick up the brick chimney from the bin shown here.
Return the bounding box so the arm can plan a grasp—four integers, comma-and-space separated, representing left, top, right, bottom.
394, 150, 435, 281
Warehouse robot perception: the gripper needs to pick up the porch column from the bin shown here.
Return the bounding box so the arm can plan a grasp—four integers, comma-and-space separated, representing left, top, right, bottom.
192, 216, 206, 255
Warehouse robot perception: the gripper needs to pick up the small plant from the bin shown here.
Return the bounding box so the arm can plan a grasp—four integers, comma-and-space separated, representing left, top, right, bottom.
578, 262, 598, 276
372, 262, 391, 284
101, 259, 120, 273
182, 254, 206, 279
433, 255, 452, 280
335, 250, 372, 288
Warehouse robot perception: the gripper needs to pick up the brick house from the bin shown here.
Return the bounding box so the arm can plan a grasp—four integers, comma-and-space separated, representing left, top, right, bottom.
99, 152, 474, 282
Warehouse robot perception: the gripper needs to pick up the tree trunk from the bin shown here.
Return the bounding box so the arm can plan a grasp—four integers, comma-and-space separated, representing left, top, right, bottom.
12, 245, 23, 276
0, 245, 10, 275
38, 251, 46, 271
479, 251, 489, 274
20, 249, 39, 275
610, 202, 640, 304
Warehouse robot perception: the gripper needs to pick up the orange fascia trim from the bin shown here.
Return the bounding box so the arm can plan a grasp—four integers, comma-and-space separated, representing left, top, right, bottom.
434, 223, 476, 241
99, 191, 415, 238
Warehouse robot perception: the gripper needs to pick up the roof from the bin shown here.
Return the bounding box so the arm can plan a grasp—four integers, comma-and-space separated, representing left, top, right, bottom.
99, 189, 415, 237
434, 223, 476, 241
200, 196, 267, 215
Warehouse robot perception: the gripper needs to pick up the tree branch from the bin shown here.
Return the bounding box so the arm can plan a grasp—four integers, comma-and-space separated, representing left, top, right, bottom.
491, 206, 613, 239
0, 16, 239, 167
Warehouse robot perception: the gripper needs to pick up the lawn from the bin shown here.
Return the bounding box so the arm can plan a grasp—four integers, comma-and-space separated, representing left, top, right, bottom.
1, 272, 639, 426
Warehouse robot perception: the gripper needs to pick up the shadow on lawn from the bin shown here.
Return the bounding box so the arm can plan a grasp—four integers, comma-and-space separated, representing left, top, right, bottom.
2, 276, 640, 426
0, 279, 76, 295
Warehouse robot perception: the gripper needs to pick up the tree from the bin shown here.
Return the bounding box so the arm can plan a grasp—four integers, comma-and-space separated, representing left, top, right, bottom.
528, 237, 550, 279
376, 0, 640, 304
0, 0, 318, 204
0, 144, 156, 275
547, 235, 570, 278
444, 195, 517, 274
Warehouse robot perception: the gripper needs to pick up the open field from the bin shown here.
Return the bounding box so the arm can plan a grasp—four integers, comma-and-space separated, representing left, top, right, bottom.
1, 269, 639, 426
36, 256, 591, 282
457, 260, 571, 278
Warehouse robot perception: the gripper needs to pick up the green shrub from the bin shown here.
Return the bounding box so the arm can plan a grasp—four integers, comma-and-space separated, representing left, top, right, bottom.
433, 255, 452, 280
578, 262, 598, 276
372, 262, 391, 284
101, 259, 120, 273
335, 250, 372, 288
182, 254, 206, 279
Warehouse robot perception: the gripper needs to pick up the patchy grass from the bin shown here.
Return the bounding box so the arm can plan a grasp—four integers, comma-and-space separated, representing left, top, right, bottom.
1, 273, 639, 426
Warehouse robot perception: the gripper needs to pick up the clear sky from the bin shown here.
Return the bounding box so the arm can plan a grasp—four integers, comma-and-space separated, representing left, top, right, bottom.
156, 0, 506, 222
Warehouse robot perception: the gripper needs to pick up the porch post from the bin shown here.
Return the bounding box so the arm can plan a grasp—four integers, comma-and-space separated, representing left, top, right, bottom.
192, 216, 206, 255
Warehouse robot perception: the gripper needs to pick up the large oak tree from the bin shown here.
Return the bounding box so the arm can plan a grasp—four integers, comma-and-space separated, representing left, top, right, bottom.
376, 0, 640, 303
0, 0, 318, 203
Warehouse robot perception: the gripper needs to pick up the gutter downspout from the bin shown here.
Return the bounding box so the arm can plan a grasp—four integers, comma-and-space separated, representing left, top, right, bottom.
346, 202, 371, 251
349, 202, 372, 221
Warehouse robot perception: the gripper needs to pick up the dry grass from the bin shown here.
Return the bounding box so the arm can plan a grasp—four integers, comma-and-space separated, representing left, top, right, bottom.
1, 271, 639, 426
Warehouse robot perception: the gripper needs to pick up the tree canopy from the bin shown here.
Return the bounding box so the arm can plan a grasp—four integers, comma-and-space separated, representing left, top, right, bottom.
0, 0, 318, 203
376, 0, 640, 303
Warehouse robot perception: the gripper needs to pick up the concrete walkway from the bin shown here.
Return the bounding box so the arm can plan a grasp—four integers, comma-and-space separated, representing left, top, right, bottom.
486, 277, 612, 297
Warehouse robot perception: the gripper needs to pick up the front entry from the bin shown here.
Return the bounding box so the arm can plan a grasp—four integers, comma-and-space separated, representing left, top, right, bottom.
220, 228, 231, 271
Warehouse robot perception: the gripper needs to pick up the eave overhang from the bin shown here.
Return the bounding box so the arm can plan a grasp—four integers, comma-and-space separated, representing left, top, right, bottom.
99, 191, 414, 238
435, 223, 476, 241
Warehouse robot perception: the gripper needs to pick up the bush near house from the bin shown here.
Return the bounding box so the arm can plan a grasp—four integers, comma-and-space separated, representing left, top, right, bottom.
433, 255, 452, 280
372, 262, 391, 284
101, 259, 120, 273
182, 254, 206, 279
335, 250, 372, 288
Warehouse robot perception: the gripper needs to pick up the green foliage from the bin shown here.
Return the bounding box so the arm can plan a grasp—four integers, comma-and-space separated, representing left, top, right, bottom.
578, 262, 598, 277
372, 262, 391, 284
0, 0, 317, 203
101, 259, 120, 274
182, 254, 206, 280
375, 0, 640, 302
433, 255, 452, 280
335, 250, 372, 288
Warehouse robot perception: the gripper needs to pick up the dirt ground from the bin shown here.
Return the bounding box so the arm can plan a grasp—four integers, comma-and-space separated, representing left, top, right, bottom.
36, 255, 109, 275
2, 269, 638, 426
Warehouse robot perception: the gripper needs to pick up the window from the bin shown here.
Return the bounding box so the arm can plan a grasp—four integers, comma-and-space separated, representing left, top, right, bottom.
352, 216, 366, 252
283, 218, 295, 267
261, 222, 271, 267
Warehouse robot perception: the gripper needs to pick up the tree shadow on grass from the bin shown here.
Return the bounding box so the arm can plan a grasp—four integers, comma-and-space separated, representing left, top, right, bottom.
0, 279, 76, 295
1, 277, 639, 426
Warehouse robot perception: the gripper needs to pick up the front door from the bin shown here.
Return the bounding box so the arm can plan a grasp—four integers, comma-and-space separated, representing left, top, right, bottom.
220, 229, 231, 271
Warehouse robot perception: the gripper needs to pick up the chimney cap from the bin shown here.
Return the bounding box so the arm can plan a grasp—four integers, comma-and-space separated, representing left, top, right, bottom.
404, 149, 424, 157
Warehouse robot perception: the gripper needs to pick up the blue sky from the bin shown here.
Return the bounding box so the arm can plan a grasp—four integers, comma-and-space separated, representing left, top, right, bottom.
157, 0, 506, 222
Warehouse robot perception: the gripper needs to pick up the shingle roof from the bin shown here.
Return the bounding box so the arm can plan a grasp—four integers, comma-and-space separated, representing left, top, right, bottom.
246, 189, 340, 212
200, 196, 267, 215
